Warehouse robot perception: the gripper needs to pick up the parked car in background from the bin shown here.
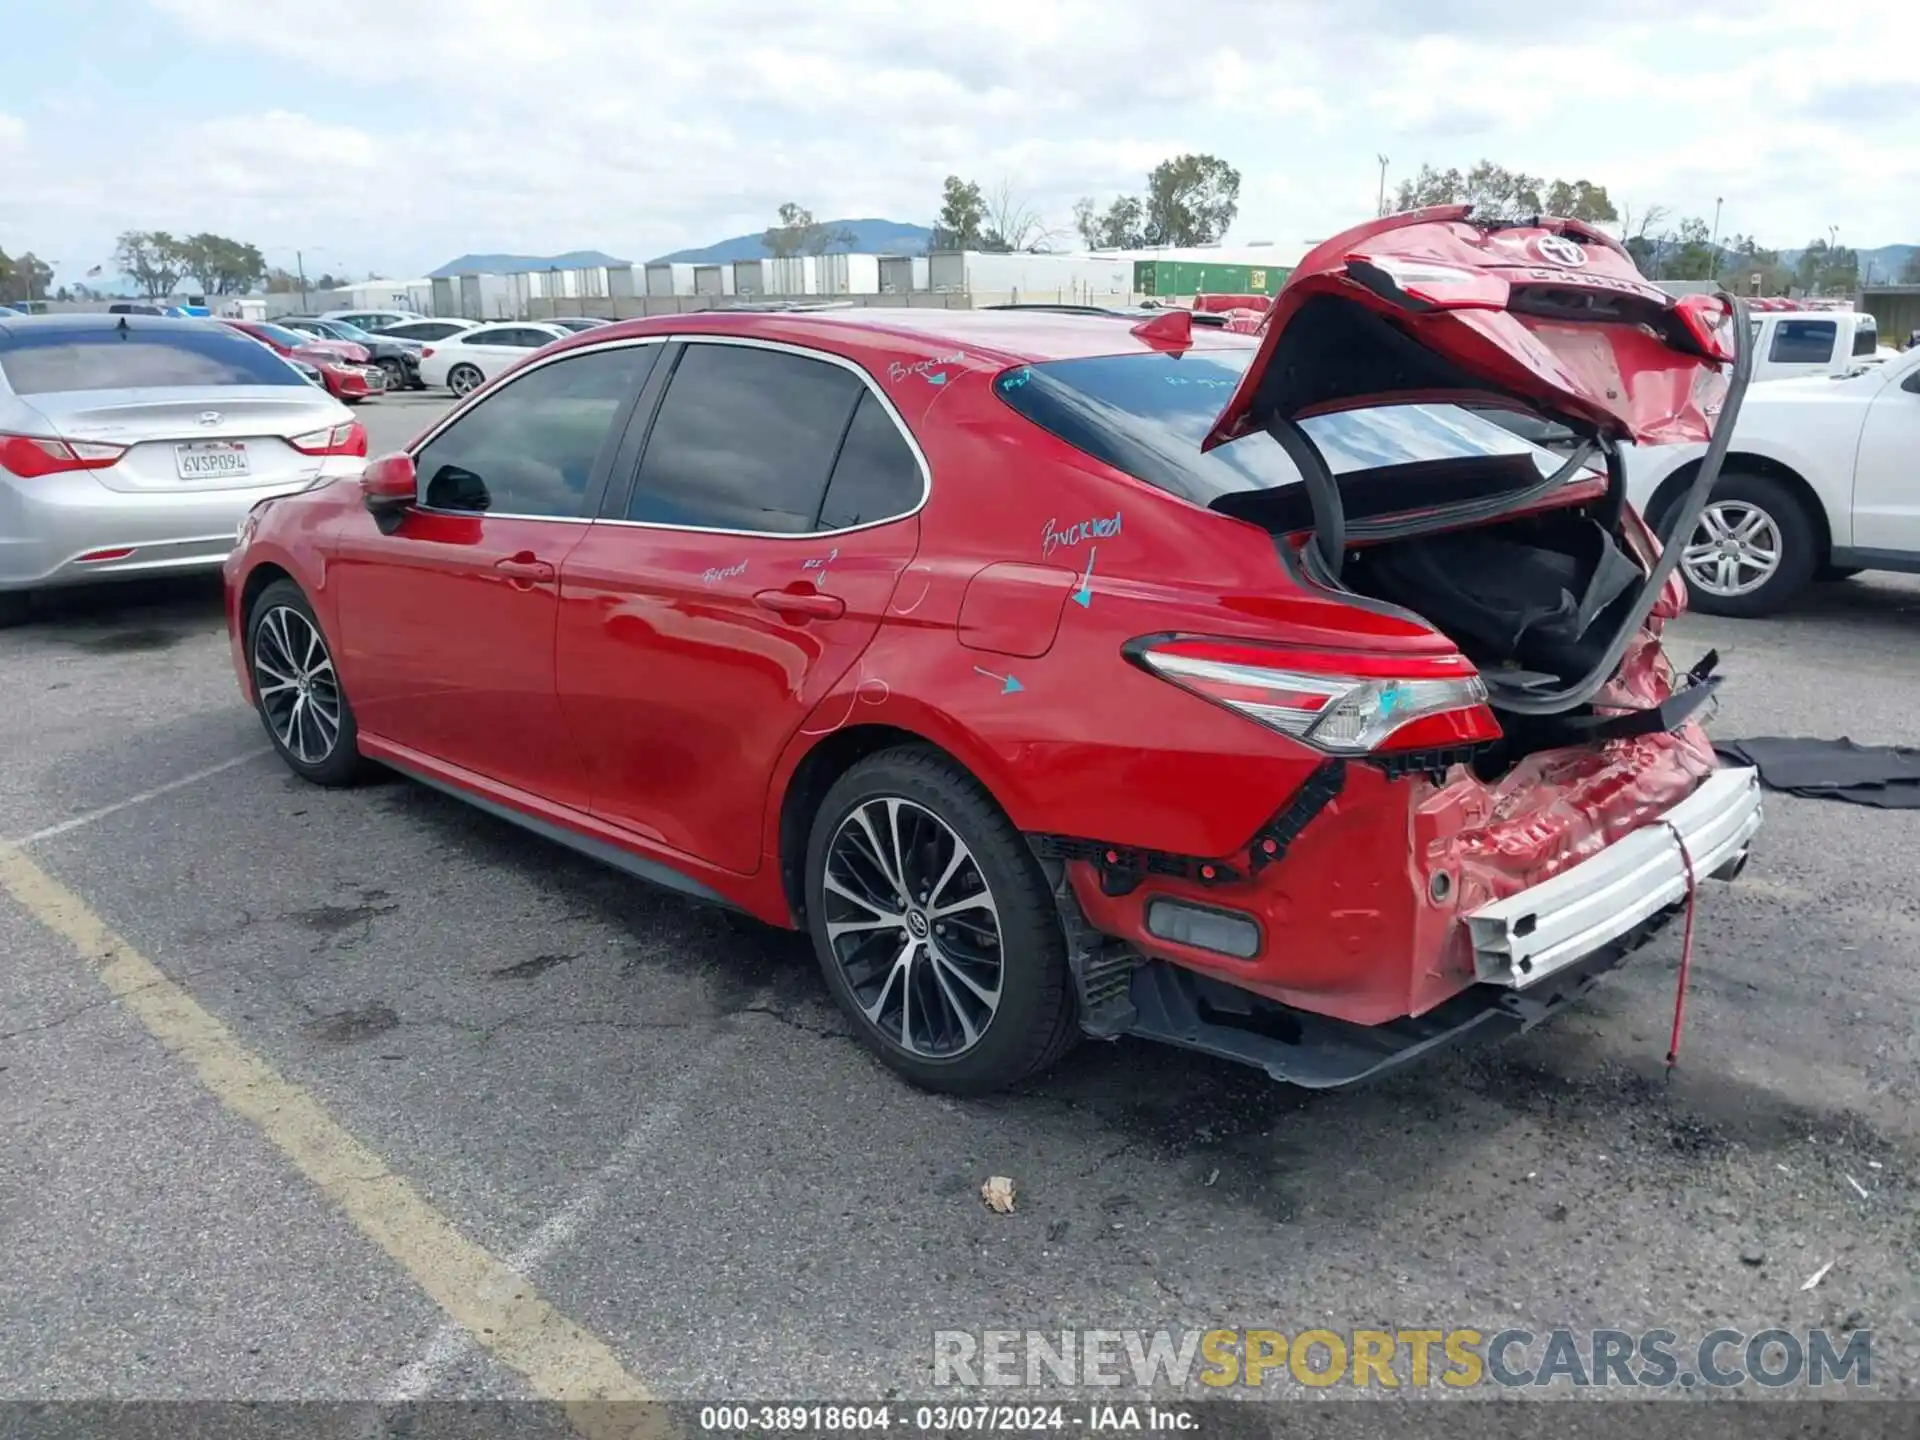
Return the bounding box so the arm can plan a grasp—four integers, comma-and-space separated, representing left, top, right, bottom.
279, 317, 424, 391
546, 316, 615, 332
222, 211, 1764, 1096
376, 318, 483, 344
219, 319, 388, 404
1627, 342, 1920, 615
321, 309, 427, 333
1740, 304, 1880, 382
107, 303, 164, 315
0, 313, 365, 627
288, 356, 326, 388
0, 305, 25, 318
413, 322, 570, 395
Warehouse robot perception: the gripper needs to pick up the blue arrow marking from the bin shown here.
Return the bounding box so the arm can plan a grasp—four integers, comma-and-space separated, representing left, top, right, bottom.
925, 370, 947, 385
973, 665, 1023, 695
1071, 547, 1097, 607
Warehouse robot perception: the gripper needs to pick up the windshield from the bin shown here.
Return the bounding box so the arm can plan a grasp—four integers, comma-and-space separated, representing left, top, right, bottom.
326, 321, 376, 342
251, 323, 310, 349
993, 347, 1572, 509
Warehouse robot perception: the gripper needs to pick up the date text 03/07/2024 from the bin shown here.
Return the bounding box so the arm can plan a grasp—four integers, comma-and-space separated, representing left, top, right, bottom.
696, 1403, 1196, 1433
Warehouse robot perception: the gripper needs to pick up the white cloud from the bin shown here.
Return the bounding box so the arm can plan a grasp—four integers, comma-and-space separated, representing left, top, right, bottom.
11, 0, 1919, 281
0, 113, 24, 150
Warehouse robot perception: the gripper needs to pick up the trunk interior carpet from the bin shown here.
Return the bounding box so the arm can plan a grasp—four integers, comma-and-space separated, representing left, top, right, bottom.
1712, 736, 1920, 809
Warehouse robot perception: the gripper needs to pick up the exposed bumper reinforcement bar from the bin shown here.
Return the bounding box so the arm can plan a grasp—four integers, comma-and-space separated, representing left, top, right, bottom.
1466, 764, 1763, 989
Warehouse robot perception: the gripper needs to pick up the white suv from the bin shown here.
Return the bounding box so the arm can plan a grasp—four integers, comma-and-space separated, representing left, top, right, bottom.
1625, 344, 1920, 616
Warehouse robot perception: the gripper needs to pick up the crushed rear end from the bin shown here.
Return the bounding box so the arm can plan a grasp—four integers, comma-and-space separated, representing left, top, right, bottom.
1028, 209, 1764, 1084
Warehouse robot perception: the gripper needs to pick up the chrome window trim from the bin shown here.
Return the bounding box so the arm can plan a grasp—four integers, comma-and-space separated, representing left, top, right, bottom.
409, 331, 932, 539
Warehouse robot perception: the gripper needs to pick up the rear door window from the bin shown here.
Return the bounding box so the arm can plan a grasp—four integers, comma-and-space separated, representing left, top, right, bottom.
0, 323, 306, 394
415, 345, 657, 518
624, 342, 864, 533
816, 390, 923, 529
1769, 320, 1837, 364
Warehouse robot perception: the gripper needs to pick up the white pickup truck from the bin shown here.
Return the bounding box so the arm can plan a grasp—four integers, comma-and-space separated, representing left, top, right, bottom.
1625, 343, 1920, 616
1741, 306, 1887, 383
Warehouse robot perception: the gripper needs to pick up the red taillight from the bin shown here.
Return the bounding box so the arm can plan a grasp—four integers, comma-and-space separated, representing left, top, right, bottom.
1133, 637, 1501, 755
1675, 294, 1736, 364
419, 346, 435, 359
0, 433, 128, 478
288, 420, 368, 457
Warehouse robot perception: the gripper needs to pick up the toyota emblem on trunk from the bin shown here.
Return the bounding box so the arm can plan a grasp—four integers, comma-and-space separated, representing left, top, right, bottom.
1531, 235, 1586, 267
198, 411, 222, 425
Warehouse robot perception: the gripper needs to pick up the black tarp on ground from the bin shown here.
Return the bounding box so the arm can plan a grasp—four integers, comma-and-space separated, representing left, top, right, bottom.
1713, 736, 1920, 809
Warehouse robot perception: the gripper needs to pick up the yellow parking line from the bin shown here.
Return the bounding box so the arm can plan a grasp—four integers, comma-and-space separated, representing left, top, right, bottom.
0, 844, 666, 1440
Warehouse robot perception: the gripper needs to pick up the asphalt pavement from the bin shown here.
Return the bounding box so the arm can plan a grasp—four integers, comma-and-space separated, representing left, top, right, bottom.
3, 388, 1916, 1409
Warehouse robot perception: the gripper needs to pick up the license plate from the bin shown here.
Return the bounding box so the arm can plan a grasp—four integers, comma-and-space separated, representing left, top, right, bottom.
175, 441, 251, 480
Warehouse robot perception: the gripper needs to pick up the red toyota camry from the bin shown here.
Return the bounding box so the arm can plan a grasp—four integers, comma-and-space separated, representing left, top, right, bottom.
224, 209, 1763, 1095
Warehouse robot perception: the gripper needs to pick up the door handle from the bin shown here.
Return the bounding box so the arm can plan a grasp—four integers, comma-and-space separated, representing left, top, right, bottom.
753, 587, 845, 620
495, 552, 555, 587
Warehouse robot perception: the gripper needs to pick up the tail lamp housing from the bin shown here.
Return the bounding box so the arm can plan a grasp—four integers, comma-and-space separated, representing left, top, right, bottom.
1132, 637, 1501, 755
0, 434, 128, 478
288, 420, 368, 457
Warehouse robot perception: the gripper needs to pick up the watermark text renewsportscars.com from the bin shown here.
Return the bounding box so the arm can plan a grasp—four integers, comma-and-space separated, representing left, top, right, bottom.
933, 1327, 1873, 1390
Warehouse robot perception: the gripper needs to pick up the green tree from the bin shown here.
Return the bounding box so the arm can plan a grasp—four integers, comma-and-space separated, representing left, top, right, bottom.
1394, 161, 1616, 223
1793, 240, 1859, 296
0, 249, 56, 304
180, 233, 268, 295
1073, 195, 1146, 249
114, 230, 189, 299
1143, 153, 1240, 246
1663, 217, 1720, 281
933, 176, 986, 250
761, 203, 854, 260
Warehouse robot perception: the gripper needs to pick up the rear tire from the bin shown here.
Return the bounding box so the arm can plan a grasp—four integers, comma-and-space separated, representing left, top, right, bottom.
246, 579, 369, 787
448, 364, 484, 397
0, 590, 31, 628
1664, 470, 1818, 618
804, 746, 1078, 1095
378, 357, 407, 391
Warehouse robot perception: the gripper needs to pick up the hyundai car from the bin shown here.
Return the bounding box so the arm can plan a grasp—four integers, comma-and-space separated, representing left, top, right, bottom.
223, 209, 1762, 1095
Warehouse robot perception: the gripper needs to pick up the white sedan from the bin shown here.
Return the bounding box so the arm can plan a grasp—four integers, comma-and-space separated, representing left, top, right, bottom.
416, 322, 572, 396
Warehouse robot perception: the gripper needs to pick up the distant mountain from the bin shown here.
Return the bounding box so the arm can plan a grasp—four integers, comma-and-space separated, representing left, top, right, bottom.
650, 219, 934, 266
428, 250, 632, 279
1776, 242, 1916, 279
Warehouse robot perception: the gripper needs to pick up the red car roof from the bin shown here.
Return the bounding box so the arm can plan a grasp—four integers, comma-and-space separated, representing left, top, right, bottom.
544, 307, 1258, 368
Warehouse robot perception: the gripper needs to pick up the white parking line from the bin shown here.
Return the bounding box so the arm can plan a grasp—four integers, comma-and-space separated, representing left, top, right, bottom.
384, 1002, 767, 1401
12, 750, 271, 846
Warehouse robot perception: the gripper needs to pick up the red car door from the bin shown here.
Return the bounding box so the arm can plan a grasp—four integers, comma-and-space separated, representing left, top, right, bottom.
330, 342, 660, 810
556, 339, 926, 874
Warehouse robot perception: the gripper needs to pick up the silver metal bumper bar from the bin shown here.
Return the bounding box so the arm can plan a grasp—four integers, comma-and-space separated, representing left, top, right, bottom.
1466, 766, 1763, 988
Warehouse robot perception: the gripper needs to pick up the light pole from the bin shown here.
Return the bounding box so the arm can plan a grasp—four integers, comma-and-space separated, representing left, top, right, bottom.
1376, 155, 1390, 217
1709, 197, 1723, 276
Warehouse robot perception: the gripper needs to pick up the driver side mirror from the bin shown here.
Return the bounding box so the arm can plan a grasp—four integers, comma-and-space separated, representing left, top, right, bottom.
361, 452, 416, 504
360, 452, 417, 527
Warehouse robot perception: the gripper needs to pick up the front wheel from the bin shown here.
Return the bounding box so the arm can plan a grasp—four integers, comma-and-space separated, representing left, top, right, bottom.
378, 357, 407, 391
1666, 471, 1818, 618
448, 364, 484, 397
804, 747, 1078, 1095
246, 579, 369, 786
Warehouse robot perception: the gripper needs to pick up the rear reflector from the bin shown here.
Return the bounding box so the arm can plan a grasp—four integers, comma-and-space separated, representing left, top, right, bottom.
1145, 898, 1261, 960
0, 433, 128, 478
1133, 637, 1501, 755
288, 420, 369, 457
76, 547, 137, 563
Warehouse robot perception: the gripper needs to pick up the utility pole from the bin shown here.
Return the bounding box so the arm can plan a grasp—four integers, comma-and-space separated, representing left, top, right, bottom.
1709, 197, 1723, 275
297, 249, 309, 311
1376, 155, 1390, 217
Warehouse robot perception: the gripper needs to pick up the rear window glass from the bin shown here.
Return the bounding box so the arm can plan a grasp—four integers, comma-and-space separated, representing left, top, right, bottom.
993, 347, 1566, 509
1768, 319, 1836, 365
1852, 319, 1879, 357
0, 323, 305, 394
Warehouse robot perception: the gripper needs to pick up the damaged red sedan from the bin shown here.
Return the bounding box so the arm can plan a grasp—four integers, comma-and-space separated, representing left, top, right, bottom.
223, 208, 1762, 1095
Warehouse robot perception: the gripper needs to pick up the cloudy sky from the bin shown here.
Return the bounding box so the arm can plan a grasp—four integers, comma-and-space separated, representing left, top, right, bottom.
2, 0, 1914, 288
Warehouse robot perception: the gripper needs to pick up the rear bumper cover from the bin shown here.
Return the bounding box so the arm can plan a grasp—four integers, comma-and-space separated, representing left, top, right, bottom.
1465, 764, 1762, 988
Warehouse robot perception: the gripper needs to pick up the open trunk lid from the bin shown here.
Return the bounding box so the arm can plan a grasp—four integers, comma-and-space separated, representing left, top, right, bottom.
1203, 206, 1753, 716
